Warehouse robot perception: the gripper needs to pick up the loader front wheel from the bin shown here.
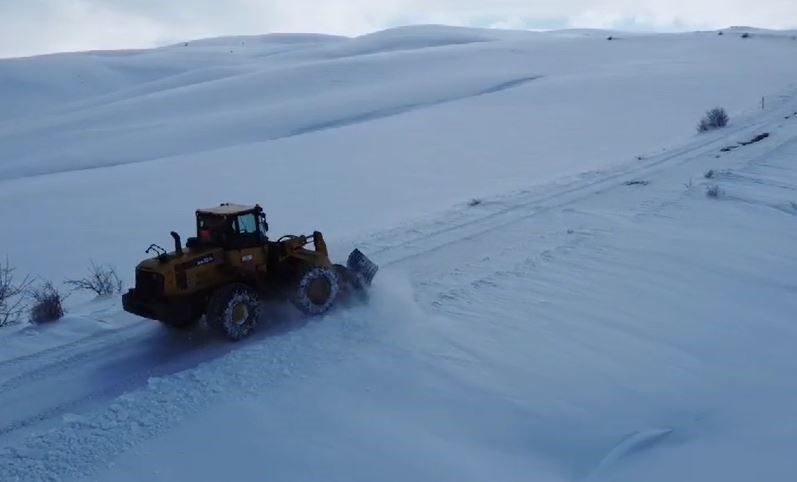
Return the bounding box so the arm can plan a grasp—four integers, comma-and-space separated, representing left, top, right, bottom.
291, 266, 339, 316
206, 283, 261, 341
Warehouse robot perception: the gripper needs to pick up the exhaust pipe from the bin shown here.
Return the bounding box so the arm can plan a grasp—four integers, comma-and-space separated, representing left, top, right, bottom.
170, 231, 183, 257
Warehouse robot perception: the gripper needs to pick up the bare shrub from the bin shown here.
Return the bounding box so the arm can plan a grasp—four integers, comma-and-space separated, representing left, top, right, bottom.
705, 184, 723, 198
698, 107, 729, 133
0, 258, 32, 327
704, 169, 715, 179
65, 262, 123, 296
468, 198, 483, 207
29, 282, 66, 323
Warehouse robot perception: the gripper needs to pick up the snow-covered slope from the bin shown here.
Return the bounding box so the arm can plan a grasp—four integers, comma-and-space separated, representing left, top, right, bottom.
1, 25, 797, 481
3, 26, 797, 286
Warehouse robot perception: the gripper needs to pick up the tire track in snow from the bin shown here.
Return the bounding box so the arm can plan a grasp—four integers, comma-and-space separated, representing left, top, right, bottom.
0, 307, 378, 481
0, 377, 137, 440
366, 98, 795, 267
0, 321, 143, 382
0, 327, 150, 394
0, 324, 243, 445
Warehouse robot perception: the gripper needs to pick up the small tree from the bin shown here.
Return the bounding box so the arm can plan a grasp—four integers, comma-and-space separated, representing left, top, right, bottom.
29, 282, 66, 323
0, 258, 31, 327
698, 107, 729, 133
65, 261, 123, 296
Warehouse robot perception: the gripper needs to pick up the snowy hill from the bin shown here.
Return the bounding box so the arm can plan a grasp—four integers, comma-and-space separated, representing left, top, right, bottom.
1, 25, 797, 481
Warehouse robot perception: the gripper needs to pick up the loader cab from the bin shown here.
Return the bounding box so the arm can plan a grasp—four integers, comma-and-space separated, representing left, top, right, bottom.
189, 203, 269, 250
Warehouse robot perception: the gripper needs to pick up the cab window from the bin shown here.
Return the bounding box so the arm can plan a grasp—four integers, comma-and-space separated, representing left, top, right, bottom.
236, 214, 258, 234
198, 215, 230, 238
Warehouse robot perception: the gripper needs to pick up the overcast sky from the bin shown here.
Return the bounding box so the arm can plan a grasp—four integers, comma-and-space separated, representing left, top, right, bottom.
1, 0, 796, 58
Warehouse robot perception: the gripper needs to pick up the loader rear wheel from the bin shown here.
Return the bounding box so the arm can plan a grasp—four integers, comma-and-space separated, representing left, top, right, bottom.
206, 283, 261, 341
291, 266, 339, 316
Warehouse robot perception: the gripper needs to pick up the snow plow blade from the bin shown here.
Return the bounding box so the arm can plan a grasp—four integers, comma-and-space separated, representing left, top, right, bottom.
347, 249, 378, 287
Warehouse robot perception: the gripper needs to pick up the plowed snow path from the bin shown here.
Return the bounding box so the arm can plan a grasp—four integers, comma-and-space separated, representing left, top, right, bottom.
0, 321, 238, 444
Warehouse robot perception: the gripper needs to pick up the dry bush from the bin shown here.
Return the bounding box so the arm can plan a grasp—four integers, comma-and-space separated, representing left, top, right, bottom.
65, 261, 123, 296
698, 107, 729, 133
0, 258, 32, 327
706, 184, 723, 198
29, 281, 66, 323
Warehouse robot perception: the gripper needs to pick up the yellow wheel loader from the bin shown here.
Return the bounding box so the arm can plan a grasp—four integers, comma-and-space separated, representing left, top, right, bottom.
122, 203, 377, 340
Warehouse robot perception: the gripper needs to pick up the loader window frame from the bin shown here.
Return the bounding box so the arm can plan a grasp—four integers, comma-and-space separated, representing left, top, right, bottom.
196, 214, 233, 244
194, 209, 266, 249
228, 210, 267, 249
235, 213, 258, 235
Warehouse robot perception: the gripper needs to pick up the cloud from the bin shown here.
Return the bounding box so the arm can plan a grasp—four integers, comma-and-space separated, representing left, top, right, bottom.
0, 1, 174, 57
1, 0, 795, 58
